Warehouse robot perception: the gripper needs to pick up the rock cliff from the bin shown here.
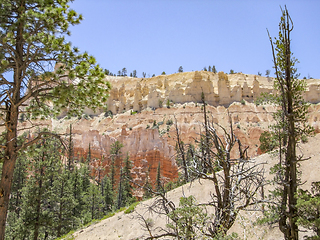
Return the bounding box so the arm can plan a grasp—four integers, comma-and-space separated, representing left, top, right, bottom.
48, 71, 320, 196
75, 71, 320, 116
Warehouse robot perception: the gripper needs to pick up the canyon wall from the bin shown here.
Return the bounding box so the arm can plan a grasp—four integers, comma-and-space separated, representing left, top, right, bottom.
29, 71, 319, 196
77, 71, 320, 116
51, 74, 320, 197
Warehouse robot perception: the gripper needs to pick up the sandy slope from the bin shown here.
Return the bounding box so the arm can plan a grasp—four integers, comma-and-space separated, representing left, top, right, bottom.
71, 134, 320, 240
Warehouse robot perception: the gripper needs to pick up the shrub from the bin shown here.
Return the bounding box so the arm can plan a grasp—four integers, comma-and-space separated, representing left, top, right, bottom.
104, 110, 113, 118
166, 119, 173, 126
124, 202, 139, 214
159, 99, 163, 108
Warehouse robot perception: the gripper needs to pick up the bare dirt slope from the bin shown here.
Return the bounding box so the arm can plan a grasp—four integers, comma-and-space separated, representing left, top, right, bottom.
70, 134, 320, 240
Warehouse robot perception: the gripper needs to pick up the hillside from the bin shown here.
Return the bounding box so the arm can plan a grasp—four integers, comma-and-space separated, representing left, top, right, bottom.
44, 71, 320, 196
70, 133, 320, 240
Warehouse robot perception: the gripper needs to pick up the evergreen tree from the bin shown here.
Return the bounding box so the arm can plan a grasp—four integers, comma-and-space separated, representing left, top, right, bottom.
83, 183, 104, 222
212, 65, 217, 73
110, 157, 116, 191
5, 137, 30, 240
121, 67, 127, 76
0, 1, 110, 237
101, 175, 114, 213
69, 165, 83, 227
67, 125, 74, 173
262, 7, 314, 239
18, 137, 62, 240
296, 182, 320, 239
156, 162, 162, 193
86, 143, 92, 164
121, 154, 134, 206
178, 66, 183, 73
143, 167, 153, 200
49, 169, 76, 238
110, 141, 123, 190
116, 166, 124, 210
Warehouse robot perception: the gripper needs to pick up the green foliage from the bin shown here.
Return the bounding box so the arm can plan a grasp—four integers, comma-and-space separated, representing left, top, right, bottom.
0, 1, 111, 236
143, 168, 154, 200
101, 175, 114, 213
152, 120, 158, 129
166, 196, 209, 240
259, 131, 278, 153
266, 69, 271, 76
212, 65, 217, 73
124, 202, 139, 214
4, 134, 80, 239
259, 7, 315, 239
83, 183, 104, 222
167, 99, 171, 108
178, 66, 183, 73
164, 179, 184, 192
104, 110, 113, 118
166, 119, 173, 126
117, 154, 135, 209
110, 141, 123, 156
296, 182, 320, 239
0, 0, 111, 118
158, 99, 163, 108
155, 162, 163, 193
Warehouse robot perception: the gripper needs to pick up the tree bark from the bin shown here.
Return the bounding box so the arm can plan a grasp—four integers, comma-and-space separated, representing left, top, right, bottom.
0, 106, 19, 240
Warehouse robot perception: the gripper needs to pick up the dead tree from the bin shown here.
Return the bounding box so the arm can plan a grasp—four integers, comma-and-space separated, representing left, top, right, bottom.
138, 102, 266, 239
189, 112, 265, 237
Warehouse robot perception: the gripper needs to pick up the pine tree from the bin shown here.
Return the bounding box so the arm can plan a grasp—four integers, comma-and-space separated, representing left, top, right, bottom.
18, 137, 62, 240
121, 154, 134, 206
5, 137, 30, 240
67, 124, 74, 174
116, 166, 124, 210
110, 141, 123, 190
212, 65, 217, 73
263, 6, 314, 239
50, 169, 76, 238
0, 1, 110, 237
156, 162, 163, 193
69, 165, 83, 227
143, 167, 153, 200
101, 175, 114, 213
83, 183, 104, 222
296, 182, 320, 238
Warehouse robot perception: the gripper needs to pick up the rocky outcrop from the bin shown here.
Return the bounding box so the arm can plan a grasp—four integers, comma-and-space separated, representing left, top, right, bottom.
82, 71, 320, 116
40, 72, 320, 193
51, 98, 320, 195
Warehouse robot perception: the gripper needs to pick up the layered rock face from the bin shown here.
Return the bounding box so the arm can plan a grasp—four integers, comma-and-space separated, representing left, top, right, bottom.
49, 71, 320, 195
77, 71, 320, 116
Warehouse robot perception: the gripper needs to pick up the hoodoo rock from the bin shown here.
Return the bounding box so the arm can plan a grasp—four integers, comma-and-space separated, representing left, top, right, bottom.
23, 71, 320, 194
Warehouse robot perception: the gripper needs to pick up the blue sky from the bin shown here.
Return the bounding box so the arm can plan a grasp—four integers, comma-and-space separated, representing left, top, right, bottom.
67, 0, 320, 79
